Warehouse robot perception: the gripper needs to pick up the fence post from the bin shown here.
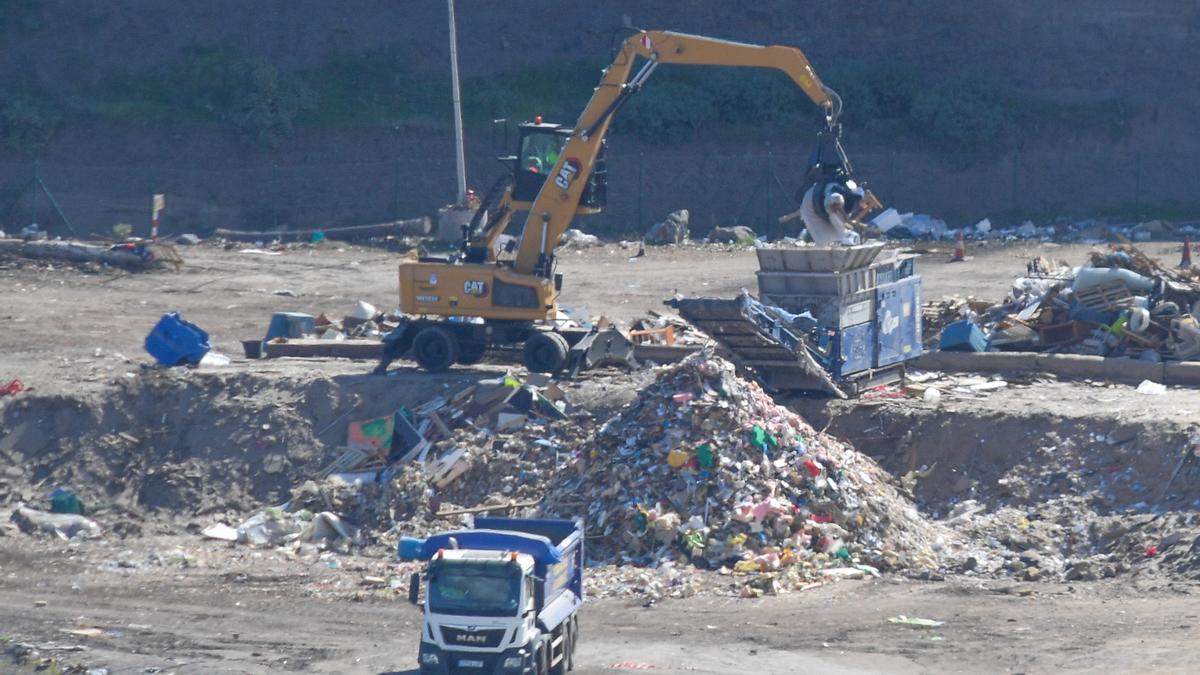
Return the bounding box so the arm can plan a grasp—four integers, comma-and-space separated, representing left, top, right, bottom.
30, 161, 39, 228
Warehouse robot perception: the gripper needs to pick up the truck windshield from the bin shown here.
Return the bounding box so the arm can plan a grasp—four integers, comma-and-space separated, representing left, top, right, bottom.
429, 564, 522, 617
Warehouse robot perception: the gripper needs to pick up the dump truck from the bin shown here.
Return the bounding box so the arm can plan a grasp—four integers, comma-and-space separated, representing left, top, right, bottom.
406, 517, 584, 675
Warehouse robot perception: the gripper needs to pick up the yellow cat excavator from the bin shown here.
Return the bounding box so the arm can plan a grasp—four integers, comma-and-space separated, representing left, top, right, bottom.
376, 30, 880, 375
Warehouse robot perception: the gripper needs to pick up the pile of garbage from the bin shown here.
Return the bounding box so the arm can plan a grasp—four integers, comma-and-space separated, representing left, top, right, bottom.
935, 245, 1200, 360
645, 209, 690, 245
541, 350, 951, 595
215, 370, 578, 549
872, 208, 1200, 244
259, 301, 400, 346
629, 310, 711, 348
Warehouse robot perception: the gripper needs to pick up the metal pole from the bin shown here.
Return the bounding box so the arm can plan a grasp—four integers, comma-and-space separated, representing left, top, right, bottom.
447, 0, 467, 205
31, 161, 38, 229
272, 162, 279, 229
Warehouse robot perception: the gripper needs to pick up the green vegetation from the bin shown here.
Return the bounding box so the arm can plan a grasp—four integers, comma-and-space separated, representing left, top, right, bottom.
94, 47, 315, 147
298, 47, 447, 128
6, 44, 1134, 161
0, 88, 59, 154
909, 72, 1015, 155
0, 0, 44, 32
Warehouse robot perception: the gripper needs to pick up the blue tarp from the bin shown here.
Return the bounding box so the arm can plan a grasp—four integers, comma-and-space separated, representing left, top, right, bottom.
421, 529, 563, 565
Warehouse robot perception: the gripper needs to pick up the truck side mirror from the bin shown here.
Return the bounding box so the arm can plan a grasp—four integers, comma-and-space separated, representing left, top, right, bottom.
408, 572, 421, 605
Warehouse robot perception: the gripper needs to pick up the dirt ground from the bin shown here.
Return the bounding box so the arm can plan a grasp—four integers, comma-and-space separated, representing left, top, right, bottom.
3, 238, 1200, 674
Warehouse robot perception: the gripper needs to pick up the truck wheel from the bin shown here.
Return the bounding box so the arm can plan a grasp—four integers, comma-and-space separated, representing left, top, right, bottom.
523, 332, 569, 374
456, 342, 487, 365
413, 327, 459, 372
564, 620, 575, 671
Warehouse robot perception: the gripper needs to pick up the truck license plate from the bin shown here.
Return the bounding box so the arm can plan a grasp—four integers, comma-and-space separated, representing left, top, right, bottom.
458, 659, 484, 668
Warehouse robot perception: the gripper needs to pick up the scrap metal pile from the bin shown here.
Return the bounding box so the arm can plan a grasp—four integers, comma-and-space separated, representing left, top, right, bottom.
933, 245, 1200, 360
540, 350, 951, 594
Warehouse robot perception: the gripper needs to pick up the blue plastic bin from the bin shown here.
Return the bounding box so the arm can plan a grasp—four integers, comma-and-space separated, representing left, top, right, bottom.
144, 312, 211, 366
264, 312, 316, 341
397, 536, 426, 561
939, 319, 988, 352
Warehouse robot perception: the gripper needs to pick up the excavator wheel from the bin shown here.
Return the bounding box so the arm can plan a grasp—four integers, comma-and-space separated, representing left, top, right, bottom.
523, 332, 569, 374
412, 326, 460, 372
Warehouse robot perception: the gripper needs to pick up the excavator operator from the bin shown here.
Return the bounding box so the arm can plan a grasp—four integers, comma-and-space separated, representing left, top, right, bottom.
522, 134, 560, 175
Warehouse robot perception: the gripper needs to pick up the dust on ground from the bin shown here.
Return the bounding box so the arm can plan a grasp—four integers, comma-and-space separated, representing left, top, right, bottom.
3, 239, 1200, 674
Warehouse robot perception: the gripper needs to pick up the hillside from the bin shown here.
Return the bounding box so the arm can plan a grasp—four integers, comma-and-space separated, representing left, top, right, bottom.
0, 0, 1197, 236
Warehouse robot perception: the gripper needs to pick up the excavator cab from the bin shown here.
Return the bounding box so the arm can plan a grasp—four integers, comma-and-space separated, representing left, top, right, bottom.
510, 120, 607, 210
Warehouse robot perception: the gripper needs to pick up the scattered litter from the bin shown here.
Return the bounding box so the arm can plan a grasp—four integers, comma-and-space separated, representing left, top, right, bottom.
10, 505, 101, 539
1135, 380, 1167, 395
888, 615, 945, 628
201, 523, 239, 541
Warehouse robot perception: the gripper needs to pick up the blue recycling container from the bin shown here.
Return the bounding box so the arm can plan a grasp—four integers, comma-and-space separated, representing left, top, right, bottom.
939, 319, 988, 352
144, 312, 211, 366
264, 312, 316, 341
398, 536, 426, 561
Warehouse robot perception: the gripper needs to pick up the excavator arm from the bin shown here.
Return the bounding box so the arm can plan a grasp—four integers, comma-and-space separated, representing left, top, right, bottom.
512, 30, 839, 275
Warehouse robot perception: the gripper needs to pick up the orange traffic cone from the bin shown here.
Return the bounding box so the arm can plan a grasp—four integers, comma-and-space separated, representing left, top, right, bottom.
950, 229, 966, 262
1181, 236, 1193, 269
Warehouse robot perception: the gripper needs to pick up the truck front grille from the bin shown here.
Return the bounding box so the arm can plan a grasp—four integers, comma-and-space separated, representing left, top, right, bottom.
440, 626, 506, 649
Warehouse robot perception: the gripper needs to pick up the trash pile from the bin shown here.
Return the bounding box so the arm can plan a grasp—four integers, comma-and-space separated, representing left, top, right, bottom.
215, 370, 579, 549
872, 208, 1200, 244
930, 428, 1200, 582
540, 350, 952, 595
259, 301, 399, 346
645, 209, 690, 245
629, 310, 711, 348
935, 245, 1200, 360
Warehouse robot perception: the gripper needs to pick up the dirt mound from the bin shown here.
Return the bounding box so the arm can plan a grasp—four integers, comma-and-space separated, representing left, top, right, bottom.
807, 394, 1200, 582
0, 367, 476, 529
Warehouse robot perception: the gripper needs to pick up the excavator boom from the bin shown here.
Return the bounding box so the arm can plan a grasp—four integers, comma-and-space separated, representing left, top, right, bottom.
385, 30, 874, 377
512, 30, 837, 275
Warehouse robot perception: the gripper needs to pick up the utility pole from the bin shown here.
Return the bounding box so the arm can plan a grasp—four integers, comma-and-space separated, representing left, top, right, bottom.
447, 0, 467, 205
